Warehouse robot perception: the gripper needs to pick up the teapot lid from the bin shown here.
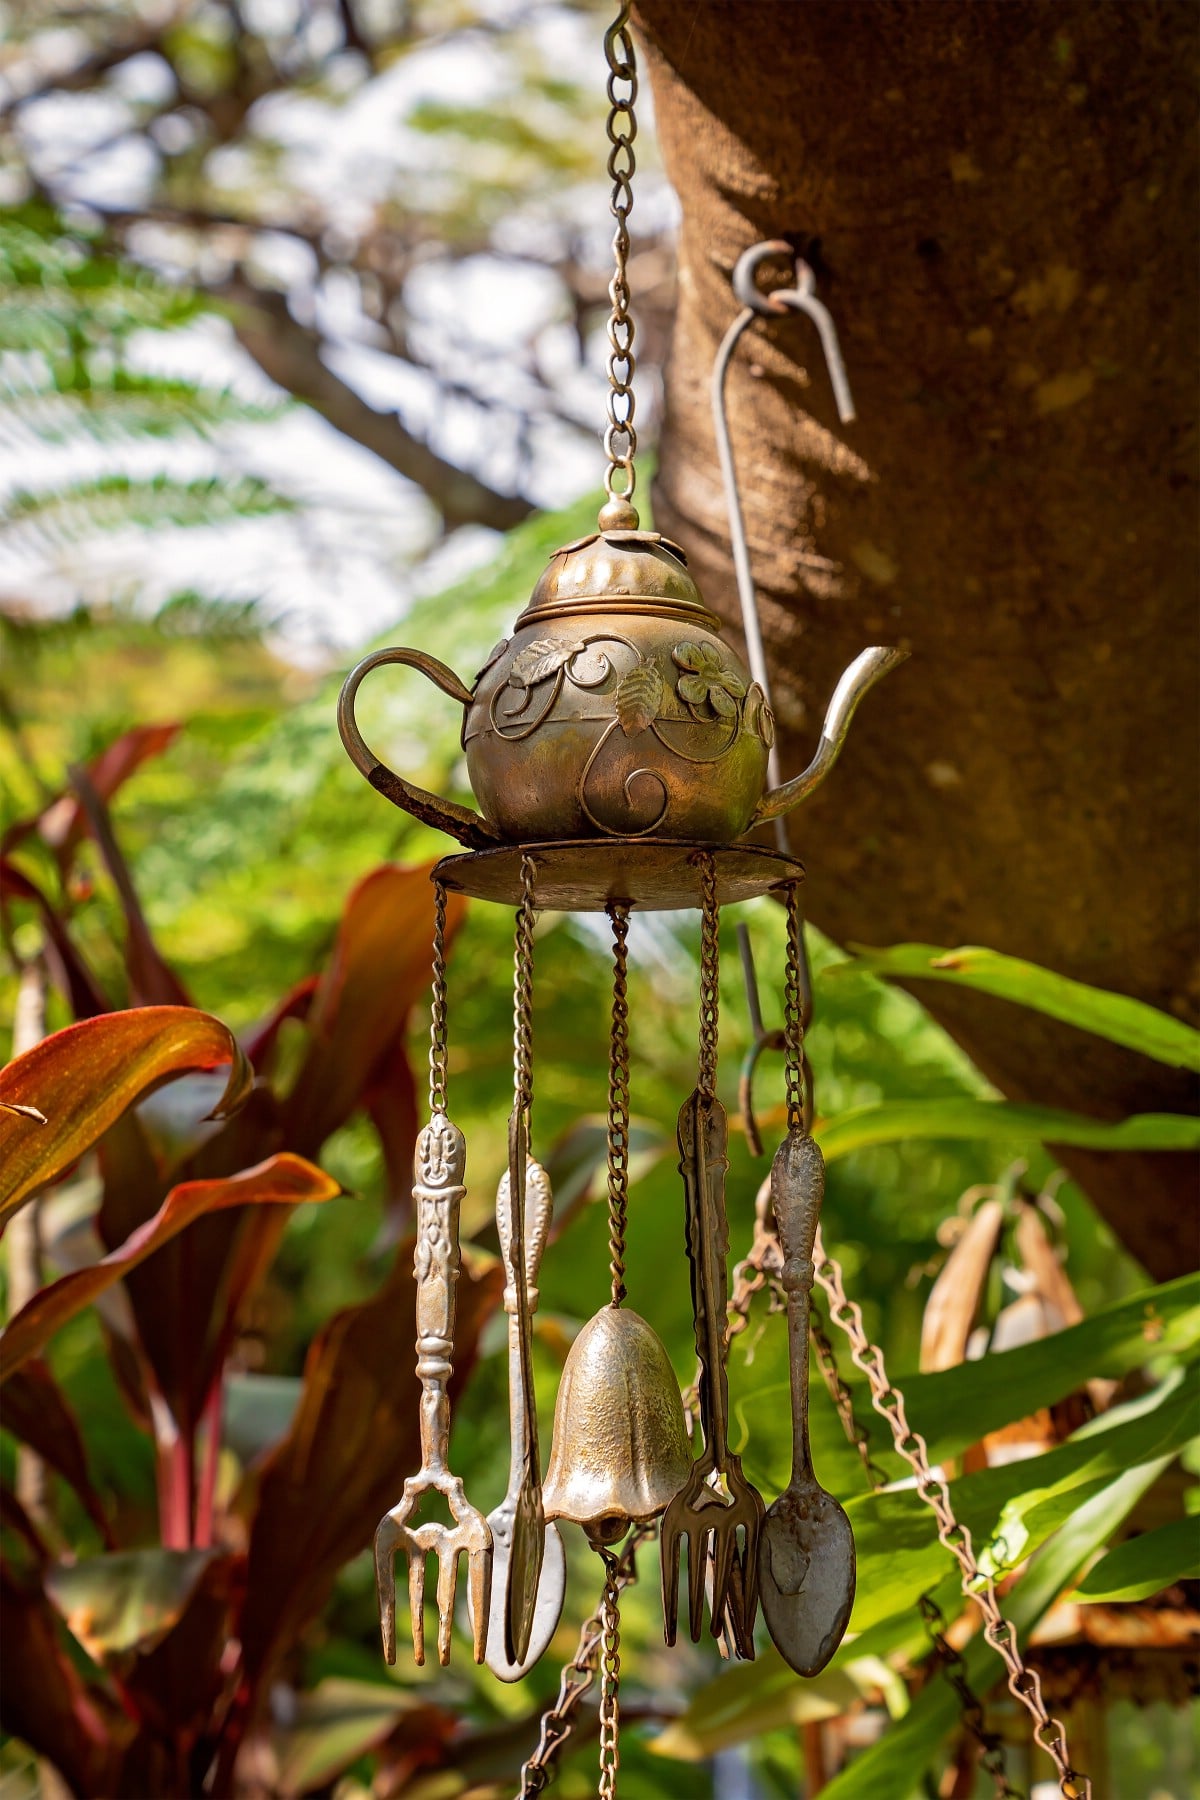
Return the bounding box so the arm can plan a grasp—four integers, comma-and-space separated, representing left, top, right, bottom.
519, 513, 721, 632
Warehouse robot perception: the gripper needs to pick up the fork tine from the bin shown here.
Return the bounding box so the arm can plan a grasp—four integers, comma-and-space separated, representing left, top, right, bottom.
687, 1526, 709, 1644
737, 1522, 761, 1636
408, 1543, 427, 1667
435, 1546, 459, 1668
373, 1515, 400, 1666
710, 1521, 739, 1637
660, 1516, 681, 1647
467, 1546, 492, 1664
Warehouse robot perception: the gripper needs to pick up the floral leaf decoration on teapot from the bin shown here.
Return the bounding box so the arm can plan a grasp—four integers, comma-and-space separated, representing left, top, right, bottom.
508, 640, 576, 691
673, 642, 748, 722
615, 661, 666, 736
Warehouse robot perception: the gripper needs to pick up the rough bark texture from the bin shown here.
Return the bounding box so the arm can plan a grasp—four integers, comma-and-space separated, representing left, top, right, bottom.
635, 1, 1198, 1278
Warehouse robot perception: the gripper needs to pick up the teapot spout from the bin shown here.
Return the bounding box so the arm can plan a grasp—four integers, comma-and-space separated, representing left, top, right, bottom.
752, 646, 909, 825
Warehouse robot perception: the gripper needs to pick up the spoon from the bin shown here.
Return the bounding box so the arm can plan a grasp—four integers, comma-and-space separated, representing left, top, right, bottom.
479, 1138, 565, 1678
758, 1128, 856, 1676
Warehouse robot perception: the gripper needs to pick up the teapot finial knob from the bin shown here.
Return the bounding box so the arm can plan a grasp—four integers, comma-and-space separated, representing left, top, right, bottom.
597, 495, 640, 532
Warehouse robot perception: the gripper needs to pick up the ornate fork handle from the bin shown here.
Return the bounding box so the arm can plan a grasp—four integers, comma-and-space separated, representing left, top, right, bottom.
679, 1089, 733, 1472
413, 1112, 468, 1477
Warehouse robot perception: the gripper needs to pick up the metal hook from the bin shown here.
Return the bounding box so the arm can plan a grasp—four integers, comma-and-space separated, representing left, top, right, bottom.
711, 238, 858, 855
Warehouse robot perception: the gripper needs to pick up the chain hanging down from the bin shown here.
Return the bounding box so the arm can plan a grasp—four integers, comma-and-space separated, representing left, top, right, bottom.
429, 880, 450, 1117
600, 3, 639, 518
597, 1548, 623, 1800
606, 902, 632, 1307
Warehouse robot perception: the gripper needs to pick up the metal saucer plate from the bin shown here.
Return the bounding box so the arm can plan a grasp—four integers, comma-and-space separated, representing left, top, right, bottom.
433, 838, 805, 912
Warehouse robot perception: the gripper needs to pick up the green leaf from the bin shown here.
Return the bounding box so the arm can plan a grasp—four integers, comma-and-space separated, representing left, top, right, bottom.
273, 1678, 418, 1796
223, 1373, 303, 1462
816, 1098, 1200, 1161
45, 1548, 220, 1659
1073, 1516, 1200, 1602
820, 1453, 1175, 1800
841, 941, 1200, 1071
734, 1274, 1200, 1494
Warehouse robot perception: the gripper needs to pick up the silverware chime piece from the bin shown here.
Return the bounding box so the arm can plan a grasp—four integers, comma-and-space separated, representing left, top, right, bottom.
345, 3, 904, 1785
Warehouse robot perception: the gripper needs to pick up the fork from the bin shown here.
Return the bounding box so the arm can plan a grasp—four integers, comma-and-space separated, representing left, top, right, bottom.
662, 1089, 765, 1649
374, 1111, 492, 1667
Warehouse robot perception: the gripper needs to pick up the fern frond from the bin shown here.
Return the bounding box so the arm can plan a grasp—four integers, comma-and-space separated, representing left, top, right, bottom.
0, 363, 284, 448
1, 474, 294, 553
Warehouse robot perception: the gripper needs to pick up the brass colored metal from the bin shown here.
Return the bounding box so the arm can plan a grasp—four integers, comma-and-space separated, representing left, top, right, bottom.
541, 1306, 692, 1545
601, 0, 639, 515
480, 1152, 566, 1681
598, 1548, 622, 1800
374, 1114, 491, 1667
661, 1088, 765, 1649
757, 1130, 856, 1677
605, 903, 631, 1307
337, 529, 904, 856
500, 861, 547, 1668
434, 838, 803, 913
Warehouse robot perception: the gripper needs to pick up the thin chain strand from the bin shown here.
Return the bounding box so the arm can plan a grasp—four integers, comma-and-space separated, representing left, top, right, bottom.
698, 854, 719, 1098
812, 1236, 1090, 1799
782, 882, 809, 1132
602, 4, 638, 502
920, 1594, 1024, 1800
598, 1549, 622, 1800
514, 853, 536, 1125
517, 1526, 652, 1798
606, 903, 631, 1306
429, 881, 449, 1116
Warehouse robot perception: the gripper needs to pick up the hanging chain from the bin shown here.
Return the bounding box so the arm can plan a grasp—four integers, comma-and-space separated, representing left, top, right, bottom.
697, 855, 719, 1099
606, 903, 632, 1306
597, 1548, 623, 1800
782, 882, 812, 1134
517, 1525, 653, 1799
919, 1593, 1024, 1800
602, 3, 638, 506
514, 853, 537, 1128
812, 1241, 1089, 1799
429, 880, 449, 1116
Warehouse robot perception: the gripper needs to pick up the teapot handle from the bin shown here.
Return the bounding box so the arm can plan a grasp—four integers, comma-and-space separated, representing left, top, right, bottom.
752, 646, 909, 825
338, 646, 501, 848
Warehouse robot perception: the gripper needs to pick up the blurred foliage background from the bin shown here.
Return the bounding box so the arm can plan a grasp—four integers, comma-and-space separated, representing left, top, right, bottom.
1, 4, 1197, 1798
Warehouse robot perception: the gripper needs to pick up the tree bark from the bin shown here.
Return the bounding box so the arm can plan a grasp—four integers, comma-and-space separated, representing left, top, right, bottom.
635, 0, 1199, 1278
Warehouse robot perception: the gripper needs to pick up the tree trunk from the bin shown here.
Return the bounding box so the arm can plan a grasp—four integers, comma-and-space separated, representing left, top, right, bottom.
635, 0, 1198, 1278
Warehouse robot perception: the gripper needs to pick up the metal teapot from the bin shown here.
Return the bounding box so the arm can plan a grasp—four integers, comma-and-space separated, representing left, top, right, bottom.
337, 496, 904, 851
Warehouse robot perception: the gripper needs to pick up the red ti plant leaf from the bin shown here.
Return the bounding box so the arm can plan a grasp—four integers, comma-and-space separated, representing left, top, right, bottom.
225, 1250, 503, 1769
1, 1359, 117, 1547
0, 1007, 252, 1224
67, 764, 192, 1007
281, 862, 466, 1167
0, 1563, 134, 1797
2, 722, 182, 873
0, 857, 110, 1020
0, 1154, 342, 1383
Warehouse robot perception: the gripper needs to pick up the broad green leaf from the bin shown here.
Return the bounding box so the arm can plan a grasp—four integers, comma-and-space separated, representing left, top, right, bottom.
223, 1373, 303, 1462
734, 1273, 1200, 1492
841, 942, 1200, 1071
650, 1652, 862, 1761
45, 1548, 220, 1659
819, 1454, 1173, 1800
0, 1007, 252, 1220
273, 1678, 419, 1796
1073, 1516, 1200, 1602
0, 1154, 342, 1381
816, 1098, 1200, 1161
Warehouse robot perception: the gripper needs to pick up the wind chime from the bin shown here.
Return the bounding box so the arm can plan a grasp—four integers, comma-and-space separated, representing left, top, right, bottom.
336, 3, 905, 1785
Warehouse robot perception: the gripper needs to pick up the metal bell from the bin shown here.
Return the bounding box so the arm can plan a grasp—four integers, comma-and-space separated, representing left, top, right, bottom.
542, 1305, 691, 1547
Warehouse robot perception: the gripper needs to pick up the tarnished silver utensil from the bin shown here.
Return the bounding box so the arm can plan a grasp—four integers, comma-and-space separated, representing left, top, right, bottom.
374, 1112, 491, 1666
662, 1089, 764, 1649
478, 1146, 566, 1679
758, 1128, 855, 1676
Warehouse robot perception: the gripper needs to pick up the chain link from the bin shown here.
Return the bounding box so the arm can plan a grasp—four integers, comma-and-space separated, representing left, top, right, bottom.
697, 854, 719, 1099
606, 902, 632, 1307
782, 882, 812, 1133
429, 880, 449, 1115
517, 1526, 652, 1798
602, 4, 638, 503
919, 1593, 1024, 1799
598, 1548, 622, 1799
